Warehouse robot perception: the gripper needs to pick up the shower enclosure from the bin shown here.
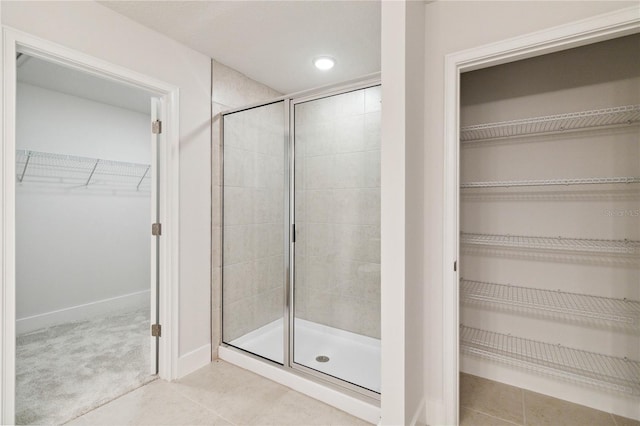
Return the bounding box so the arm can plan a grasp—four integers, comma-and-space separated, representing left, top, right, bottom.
221, 81, 381, 396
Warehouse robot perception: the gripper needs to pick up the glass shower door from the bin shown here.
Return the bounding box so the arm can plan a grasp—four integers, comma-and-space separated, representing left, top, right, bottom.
292, 86, 381, 392
222, 101, 287, 364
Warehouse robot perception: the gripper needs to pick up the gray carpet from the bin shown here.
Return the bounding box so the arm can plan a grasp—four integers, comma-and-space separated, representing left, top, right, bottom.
16, 308, 154, 425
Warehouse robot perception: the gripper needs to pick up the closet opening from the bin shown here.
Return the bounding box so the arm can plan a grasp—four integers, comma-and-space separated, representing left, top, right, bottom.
15, 53, 161, 425
458, 33, 639, 424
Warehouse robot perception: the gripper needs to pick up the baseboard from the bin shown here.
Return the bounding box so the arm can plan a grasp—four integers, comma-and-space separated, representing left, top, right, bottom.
16, 289, 150, 335
219, 345, 380, 424
177, 343, 212, 378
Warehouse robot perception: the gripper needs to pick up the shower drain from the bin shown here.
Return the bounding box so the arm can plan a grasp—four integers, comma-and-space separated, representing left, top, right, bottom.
315, 355, 330, 363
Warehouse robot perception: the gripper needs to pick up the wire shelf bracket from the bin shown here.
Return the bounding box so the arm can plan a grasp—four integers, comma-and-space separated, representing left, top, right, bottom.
85, 159, 100, 186
461, 104, 640, 142
137, 165, 151, 191
460, 325, 640, 395
461, 232, 640, 255
18, 151, 31, 183
461, 279, 640, 326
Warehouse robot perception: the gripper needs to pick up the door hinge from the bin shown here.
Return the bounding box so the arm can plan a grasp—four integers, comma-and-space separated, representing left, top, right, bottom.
152, 120, 162, 134
151, 324, 161, 337
291, 224, 296, 243
152, 223, 162, 236
454, 261, 457, 272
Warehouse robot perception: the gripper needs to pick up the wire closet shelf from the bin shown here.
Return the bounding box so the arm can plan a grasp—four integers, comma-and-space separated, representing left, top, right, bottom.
460, 326, 640, 395
460, 104, 640, 142
460, 176, 640, 189
461, 232, 640, 255
460, 279, 640, 326
16, 150, 151, 191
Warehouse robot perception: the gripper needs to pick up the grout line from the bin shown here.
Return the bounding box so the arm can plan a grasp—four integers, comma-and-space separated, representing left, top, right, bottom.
463, 407, 523, 426
609, 412, 619, 426
170, 381, 239, 426
522, 388, 527, 426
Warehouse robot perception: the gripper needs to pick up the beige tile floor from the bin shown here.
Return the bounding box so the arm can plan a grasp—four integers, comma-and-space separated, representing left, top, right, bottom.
66, 360, 371, 426
460, 373, 640, 426
61, 364, 640, 426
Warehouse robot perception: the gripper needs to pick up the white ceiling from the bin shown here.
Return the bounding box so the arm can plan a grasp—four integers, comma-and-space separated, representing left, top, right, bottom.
18, 55, 153, 114
98, 0, 381, 94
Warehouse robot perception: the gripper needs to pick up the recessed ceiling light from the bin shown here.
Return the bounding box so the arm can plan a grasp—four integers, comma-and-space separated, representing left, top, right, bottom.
314, 56, 335, 71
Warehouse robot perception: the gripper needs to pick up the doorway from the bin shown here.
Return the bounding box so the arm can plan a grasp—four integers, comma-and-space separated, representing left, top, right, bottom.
14, 54, 160, 424
442, 9, 640, 426
1, 29, 180, 425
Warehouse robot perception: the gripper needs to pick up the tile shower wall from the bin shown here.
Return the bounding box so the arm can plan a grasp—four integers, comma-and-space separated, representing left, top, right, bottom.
212, 61, 281, 354
295, 87, 381, 339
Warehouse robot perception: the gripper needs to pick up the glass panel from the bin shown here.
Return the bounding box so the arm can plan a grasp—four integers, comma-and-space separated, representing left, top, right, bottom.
222, 101, 286, 364
293, 86, 381, 392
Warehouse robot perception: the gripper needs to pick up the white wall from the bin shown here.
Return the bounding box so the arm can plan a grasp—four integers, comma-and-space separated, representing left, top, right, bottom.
422, 2, 639, 424
16, 83, 150, 162
15, 83, 151, 332
404, 2, 426, 424
380, 1, 425, 424
2, 1, 212, 370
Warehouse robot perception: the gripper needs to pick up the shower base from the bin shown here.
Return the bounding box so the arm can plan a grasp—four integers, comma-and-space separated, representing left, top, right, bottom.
228, 318, 380, 393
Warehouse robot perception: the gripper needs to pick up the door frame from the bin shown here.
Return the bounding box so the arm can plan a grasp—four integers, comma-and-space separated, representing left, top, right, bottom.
1, 26, 181, 424
442, 7, 640, 425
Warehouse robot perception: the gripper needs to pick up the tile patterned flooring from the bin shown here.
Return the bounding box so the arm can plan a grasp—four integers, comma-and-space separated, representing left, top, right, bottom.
64, 364, 640, 426
66, 360, 371, 425
460, 373, 640, 426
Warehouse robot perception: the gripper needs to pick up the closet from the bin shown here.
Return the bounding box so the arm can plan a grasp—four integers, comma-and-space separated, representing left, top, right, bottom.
15, 55, 156, 425
459, 34, 640, 418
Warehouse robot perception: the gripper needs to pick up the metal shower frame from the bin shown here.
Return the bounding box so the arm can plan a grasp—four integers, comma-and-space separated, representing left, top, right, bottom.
219, 75, 381, 403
